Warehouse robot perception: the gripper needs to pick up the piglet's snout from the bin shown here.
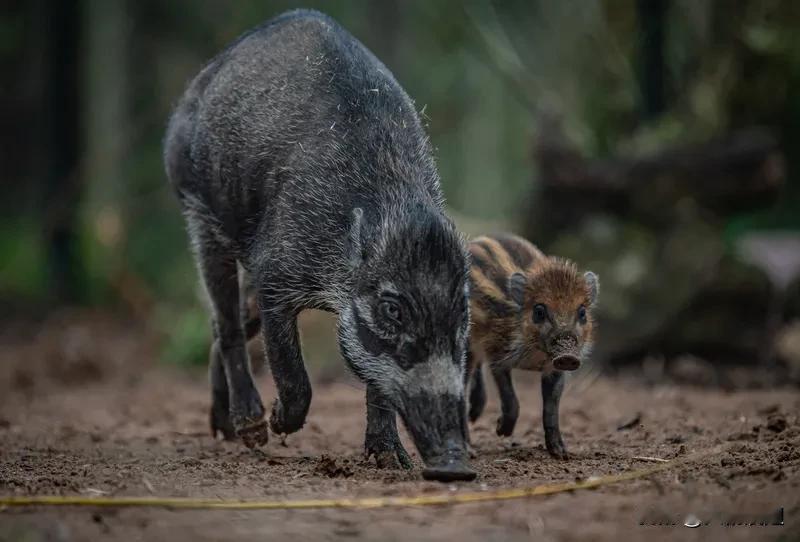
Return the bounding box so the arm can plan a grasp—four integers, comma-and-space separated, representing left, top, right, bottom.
550, 334, 581, 371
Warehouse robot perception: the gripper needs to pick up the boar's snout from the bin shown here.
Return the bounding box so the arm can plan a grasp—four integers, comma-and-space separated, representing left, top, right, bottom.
422, 441, 477, 482
399, 389, 476, 482
421, 441, 477, 482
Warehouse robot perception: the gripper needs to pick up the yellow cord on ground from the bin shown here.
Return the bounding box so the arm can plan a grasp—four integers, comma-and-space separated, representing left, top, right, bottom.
0, 445, 725, 511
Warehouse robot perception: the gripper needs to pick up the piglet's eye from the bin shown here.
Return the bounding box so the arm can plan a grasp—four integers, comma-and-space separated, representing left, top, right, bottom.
533, 304, 547, 324
577, 305, 587, 324
378, 300, 402, 323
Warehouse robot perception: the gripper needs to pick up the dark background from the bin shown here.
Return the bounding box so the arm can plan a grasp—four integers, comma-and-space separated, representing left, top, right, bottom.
2, 0, 800, 384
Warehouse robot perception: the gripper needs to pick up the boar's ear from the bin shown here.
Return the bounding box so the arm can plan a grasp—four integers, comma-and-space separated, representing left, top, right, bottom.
584, 271, 599, 307
347, 207, 365, 268
507, 272, 527, 307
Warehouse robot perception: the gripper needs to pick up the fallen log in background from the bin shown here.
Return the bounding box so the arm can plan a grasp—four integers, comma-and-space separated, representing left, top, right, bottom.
523, 121, 796, 379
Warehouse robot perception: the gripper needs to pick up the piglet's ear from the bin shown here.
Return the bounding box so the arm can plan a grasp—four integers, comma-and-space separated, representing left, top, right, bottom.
584, 271, 599, 307
507, 272, 527, 307
347, 207, 365, 268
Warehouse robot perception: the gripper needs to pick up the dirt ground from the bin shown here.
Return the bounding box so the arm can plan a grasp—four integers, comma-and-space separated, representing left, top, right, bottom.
1, 311, 799, 541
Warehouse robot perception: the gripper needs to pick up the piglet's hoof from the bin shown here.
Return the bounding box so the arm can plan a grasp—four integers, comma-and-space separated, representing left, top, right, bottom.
495, 414, 516, 437
236, 421, 270, 449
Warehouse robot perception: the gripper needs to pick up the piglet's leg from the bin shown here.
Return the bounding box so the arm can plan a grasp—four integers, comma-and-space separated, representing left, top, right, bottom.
491, 366, 519, 437
466, 353, 487, 423
542, 371, 568, 459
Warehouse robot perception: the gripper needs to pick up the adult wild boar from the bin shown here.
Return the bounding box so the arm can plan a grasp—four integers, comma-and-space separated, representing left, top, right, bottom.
164, 9, 475, 481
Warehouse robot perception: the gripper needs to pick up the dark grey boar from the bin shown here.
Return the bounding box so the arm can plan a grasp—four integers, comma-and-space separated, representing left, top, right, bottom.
163, 9, 475, 481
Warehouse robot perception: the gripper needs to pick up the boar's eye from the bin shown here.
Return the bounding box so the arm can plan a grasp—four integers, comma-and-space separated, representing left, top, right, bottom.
378, 299, 402, 324
533, 304, 547, 324
577, 305, 587, 324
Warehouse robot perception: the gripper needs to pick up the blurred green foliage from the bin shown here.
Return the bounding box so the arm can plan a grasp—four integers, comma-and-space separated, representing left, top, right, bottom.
0, 218, 47, 301
1, 0, 799, 366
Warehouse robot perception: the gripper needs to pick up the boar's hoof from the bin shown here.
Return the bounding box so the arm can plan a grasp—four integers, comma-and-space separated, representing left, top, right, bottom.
545, 437, 569, 460
210, 403, 236, 441
365, 436, 413, 470
269, 399, 308, 435
230, 393, 268, 447
236, 421, 270, 449
374, 450, 413, 470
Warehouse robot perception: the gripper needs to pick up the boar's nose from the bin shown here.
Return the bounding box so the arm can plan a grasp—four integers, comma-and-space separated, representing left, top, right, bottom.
552, 353, 580, 371
421, 444, 477, 482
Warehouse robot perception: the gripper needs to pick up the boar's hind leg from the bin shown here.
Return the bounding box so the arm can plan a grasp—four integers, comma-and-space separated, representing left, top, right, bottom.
191, 221, 268, 448
209, 268, 262, 440
260, 306, 312, 435
491, 366, 519, 437
365, 384, 412, 469
239, 267, 262, 340
542, 371, 568, 459
209, 337, 235, 439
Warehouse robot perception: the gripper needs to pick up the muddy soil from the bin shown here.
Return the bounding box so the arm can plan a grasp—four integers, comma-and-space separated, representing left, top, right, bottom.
1, 311, 799, 541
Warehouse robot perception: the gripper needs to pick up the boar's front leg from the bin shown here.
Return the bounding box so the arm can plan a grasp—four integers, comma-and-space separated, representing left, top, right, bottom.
364, 384, 413, 469
542, 371, 568, 459
192, 225, 268, 448
259, 305, 312, 436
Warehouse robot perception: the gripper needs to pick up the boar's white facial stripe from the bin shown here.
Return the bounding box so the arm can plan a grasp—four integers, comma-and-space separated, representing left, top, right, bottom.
403, 354, 463, 397
338, 302, 463, 404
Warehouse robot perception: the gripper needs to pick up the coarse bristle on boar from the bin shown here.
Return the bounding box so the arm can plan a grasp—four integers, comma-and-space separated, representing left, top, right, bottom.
466, 233, 599, 459
164, 9, 476, 482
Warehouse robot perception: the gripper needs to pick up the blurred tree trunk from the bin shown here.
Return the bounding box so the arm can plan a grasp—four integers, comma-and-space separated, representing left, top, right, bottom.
636, 0, 667, 119
41, 0, 84, 302
525, 117, 784, 366
85, 0, 129, 218
84, 0, 141, 311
